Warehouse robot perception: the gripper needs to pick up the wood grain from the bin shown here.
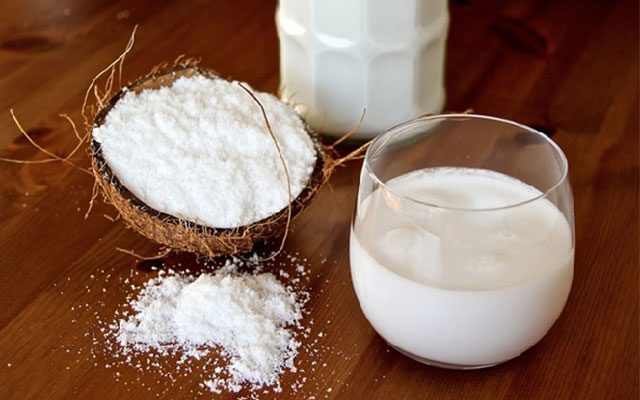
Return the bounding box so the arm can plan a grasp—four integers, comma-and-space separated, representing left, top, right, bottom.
0, 0, 637, 399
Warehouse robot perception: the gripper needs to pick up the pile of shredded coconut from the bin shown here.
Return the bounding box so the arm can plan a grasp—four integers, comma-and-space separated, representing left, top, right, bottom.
57, 253, 354, 397
112, 263, 304, 393
93, 75, 317, 228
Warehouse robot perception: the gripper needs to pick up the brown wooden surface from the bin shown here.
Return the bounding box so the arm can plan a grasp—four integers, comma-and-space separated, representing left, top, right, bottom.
0, 1, 638, 399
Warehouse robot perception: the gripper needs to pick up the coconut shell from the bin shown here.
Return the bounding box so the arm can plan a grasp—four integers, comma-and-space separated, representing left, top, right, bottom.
91, 64, 328, 257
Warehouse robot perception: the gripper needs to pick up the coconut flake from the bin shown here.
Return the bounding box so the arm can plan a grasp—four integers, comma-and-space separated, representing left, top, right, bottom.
114, 268, 303, 392
93, 75, 316, 228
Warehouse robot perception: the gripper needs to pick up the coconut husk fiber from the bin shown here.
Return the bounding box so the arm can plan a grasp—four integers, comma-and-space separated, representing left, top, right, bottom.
90, 62, 333, 258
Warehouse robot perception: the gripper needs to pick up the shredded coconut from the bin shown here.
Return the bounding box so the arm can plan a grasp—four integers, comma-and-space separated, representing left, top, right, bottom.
61, 252, 354, 397
93, 75, 317, 228
114, 267, 303, 393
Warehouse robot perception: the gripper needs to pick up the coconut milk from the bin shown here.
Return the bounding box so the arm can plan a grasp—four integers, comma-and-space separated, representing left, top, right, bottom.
350, 168, 574, 367
276, 0, 448, 139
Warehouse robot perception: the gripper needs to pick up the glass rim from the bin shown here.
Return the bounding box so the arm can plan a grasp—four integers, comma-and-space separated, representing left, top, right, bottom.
363, 113, 570, 212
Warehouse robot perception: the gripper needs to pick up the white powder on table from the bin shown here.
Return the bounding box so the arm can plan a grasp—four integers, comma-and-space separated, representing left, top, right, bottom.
93, 75, 317, 228
64, 253, 353, 397
115, 268, 303, 393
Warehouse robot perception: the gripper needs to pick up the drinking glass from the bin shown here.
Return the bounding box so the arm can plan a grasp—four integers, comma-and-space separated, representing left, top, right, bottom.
349, 114, 574, 369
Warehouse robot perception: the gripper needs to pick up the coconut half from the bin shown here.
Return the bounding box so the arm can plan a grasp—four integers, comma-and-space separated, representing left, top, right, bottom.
90, 65, 327, 257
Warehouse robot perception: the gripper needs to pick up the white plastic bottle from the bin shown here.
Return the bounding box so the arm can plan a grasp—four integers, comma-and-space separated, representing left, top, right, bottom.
276, 0, 449, 140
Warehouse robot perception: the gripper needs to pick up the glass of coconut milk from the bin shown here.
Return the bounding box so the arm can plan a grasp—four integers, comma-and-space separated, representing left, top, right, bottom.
350, 114, 574, 369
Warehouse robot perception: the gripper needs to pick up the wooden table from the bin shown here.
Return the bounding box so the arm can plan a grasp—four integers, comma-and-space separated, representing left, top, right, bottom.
0, 1, 637, 399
